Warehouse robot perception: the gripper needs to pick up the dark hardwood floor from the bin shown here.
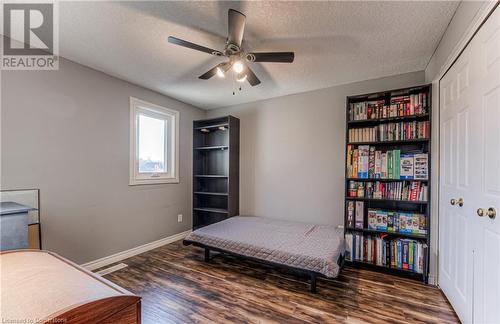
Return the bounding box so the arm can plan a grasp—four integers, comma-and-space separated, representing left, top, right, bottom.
102, 240, 459, 324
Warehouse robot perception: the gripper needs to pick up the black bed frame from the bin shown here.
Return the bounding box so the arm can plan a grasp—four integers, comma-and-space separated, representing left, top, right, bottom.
183, 239, 345, 293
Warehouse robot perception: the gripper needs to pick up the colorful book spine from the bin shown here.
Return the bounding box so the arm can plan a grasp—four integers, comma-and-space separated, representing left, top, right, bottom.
355, 201, 364, 229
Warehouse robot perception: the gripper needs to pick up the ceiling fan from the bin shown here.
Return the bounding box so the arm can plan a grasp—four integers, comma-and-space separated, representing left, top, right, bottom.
168, 9, 294, 87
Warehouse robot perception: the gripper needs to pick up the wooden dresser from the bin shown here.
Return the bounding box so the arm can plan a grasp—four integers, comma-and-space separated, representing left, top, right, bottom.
1, 250, 141, 323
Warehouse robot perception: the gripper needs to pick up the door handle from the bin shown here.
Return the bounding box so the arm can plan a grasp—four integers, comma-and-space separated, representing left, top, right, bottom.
450, 198, 456, 206
457, 198, 464, 207
487, 207, 496, 219
477, 207, 496, 219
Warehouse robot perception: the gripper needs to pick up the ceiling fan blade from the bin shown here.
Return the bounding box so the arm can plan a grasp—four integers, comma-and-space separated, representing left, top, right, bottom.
198, 64, 222, 80
244, 65, 261, 86
198, 62, 230, 80
247, 52, 295, 63
168, 36, 223, 56
228, 9, 246, 47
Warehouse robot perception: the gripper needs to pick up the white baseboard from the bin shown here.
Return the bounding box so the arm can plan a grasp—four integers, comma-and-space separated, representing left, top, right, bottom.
428, 275, 438, 286
81, 230, 192, 271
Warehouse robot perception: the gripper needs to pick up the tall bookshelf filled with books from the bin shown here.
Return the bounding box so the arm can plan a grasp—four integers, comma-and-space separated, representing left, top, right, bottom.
344, 84, 431, 283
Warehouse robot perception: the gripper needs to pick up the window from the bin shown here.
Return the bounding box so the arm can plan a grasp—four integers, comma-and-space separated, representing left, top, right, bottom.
130, 97, 179, 185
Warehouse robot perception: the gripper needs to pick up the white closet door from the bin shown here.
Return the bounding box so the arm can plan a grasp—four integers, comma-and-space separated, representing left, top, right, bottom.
440, 6, 500, 324
471, 6, 500, 324
439, 34, 476, 323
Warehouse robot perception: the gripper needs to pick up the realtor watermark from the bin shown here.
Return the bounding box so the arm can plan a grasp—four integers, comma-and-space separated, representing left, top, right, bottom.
1, 318, 66, 323
1, 1, 59, 70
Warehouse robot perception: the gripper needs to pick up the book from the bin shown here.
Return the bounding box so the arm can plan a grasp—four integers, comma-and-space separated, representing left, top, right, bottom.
374, 150, 382, 178
402, 241, 409, 270
355, 201, 364, 229
397, 240, 402, 269
414, 153, 428, 180
368, 147, 376, 179
399, 212, 412, 234
346, 145, 353, 178
387, 151, 393, 179
345, 233, 353, 261
410, 182, 421, 201
376, 210, 388, 231
358, 145, 370, 178
381, 153, 388, 178
346, 201, 355, 228
368, 209, 377, 230
387, 211, 395, 232
400, 154, 414, 179
393, 150, 401, 179
352, 149, 359, 178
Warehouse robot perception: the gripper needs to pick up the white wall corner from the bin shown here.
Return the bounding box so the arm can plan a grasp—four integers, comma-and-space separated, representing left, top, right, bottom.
81, 230, 192, 271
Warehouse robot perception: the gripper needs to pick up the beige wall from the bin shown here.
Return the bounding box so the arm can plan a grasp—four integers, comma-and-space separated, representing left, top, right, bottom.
207, 71, 425, 226
1, 57, 204, 264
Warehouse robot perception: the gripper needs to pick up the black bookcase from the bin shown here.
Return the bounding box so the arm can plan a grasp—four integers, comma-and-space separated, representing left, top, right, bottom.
193, 116, 240, 229
344, 84, 432, 283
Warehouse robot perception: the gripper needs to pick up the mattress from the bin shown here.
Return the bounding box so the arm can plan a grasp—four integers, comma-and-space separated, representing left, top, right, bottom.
184, 216, 344, 278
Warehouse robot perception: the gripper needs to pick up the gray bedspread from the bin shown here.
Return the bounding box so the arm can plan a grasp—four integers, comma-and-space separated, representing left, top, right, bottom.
185, 216, 344, 278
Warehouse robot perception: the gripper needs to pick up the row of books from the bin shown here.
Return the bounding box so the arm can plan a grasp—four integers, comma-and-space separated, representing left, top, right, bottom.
346, 146, 428, 180
346, 202, 427, 235
368, 208, 427, 235
348, 121, 430, 143
345, 233, 427, 273
347, 180, 428, 201
348, 93, 429, 121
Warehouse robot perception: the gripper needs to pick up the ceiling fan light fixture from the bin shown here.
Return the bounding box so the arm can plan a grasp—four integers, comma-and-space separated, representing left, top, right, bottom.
216, 67, 225, 78
169, 9, 294, 88
236, 74, 247, 83
232, 61, 244, 73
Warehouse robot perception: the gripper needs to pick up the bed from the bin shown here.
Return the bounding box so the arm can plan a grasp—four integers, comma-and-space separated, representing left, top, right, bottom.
183, 216, 345, 293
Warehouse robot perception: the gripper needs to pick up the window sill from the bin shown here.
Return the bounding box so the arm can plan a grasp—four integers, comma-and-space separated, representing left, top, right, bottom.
129, 177, 179, 186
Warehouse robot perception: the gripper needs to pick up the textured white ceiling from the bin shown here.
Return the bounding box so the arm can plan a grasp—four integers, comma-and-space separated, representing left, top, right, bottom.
58, 1, 459, 109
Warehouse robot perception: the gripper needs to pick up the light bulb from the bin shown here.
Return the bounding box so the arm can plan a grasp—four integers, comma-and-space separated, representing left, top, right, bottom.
236, 74, 247, 83
216, 67, 225, 78
232, 61, 244, 73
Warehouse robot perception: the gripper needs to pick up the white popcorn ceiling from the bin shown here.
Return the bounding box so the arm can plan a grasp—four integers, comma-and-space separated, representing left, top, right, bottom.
59, 1, 459, 109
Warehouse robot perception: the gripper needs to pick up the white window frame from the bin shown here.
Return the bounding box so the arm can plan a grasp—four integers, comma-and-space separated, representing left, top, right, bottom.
129, 97, 179, 185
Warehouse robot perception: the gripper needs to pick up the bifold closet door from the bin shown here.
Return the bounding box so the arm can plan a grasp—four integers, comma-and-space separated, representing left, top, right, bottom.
439, 32, 475, 323
470, 6, 500, 324
439, 6, 500, 324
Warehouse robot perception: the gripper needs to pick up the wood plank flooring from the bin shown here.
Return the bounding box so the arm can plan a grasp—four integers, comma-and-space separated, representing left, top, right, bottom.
102, 240, 459, 324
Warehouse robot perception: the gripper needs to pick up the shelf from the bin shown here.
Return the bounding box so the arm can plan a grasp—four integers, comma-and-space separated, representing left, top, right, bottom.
345, 84, 431, 284
347, 114, 429, 126
194, 175, 228, 178
193, 207, 229, 214
346, 260, 425, 279
346, 178, 429, 182
195, 123, 229, 131
345, 197, 429, 204
345, 227, 427, 240
347, 139, 429, 146
194, 145, 228, 150
194, 192, 228, 196
193, 116, 239, 230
